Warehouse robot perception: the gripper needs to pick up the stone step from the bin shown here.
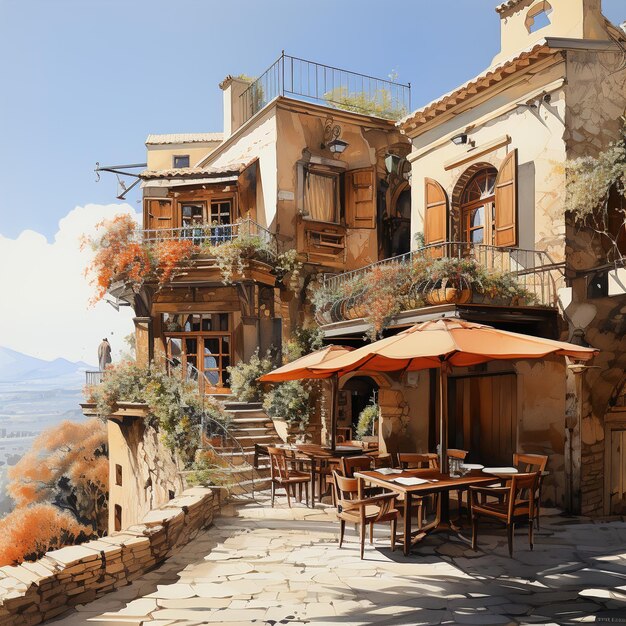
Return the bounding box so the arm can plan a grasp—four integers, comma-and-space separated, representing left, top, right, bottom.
223, 401, 263, 410
228, 426, 276, 437
229, 416, 274, 426
235, 434, 282, 448
227, 409, 268, 419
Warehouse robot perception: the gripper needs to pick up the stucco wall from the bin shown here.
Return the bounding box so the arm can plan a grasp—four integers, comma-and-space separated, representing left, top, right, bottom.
275, 103, 408, 267
146, 142, 222, 171
409, 58, 568, 261
206, 109, 278, 228
108, 418, 185, 534
515, 359, 567, 507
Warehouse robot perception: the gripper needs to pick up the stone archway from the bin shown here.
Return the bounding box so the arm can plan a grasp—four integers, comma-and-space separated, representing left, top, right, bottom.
339, 370, 416, 454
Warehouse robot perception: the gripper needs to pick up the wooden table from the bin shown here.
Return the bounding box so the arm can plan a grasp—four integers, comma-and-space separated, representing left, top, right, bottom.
295, 444, 364, 507
355, 468, 496, 556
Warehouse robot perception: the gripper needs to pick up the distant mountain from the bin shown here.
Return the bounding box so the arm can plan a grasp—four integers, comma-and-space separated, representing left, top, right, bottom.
0, 347, 96, 384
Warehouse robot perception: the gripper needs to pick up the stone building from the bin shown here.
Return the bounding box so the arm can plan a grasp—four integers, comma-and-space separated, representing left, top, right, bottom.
93, 55, 413, 532
92, 0, 626, 530
319, 0, 626, 516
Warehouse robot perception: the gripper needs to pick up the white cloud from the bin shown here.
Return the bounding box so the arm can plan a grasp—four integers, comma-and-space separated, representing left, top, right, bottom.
0, 204, 141, 364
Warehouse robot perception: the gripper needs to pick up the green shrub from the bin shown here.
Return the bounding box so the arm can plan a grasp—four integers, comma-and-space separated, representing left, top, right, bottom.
263, 380, 312, 431
283, 326, 324, 363
356, 402, 379, 440
87, 361, 229, 465
227, 350, 273, 403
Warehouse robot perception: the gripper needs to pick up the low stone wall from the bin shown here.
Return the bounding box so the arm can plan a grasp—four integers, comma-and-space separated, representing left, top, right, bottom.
0, 487, 219, 625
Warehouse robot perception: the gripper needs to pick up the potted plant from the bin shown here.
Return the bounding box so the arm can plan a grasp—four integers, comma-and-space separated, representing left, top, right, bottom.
423, 257, 483, 305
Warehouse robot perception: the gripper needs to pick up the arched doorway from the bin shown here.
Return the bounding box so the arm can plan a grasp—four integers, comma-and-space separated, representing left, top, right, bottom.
340, 376, 379, 441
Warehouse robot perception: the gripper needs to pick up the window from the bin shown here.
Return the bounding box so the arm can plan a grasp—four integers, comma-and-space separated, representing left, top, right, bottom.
303, 167, 339, 223
210, 199, 232, 225
460, 169, 497, 245
114, 504, 122, 532
115, 464, 123, 486
181, 203, 204, 227
526, 1, 552, 33
163, 313, 231, 391
173, 155, 190, 168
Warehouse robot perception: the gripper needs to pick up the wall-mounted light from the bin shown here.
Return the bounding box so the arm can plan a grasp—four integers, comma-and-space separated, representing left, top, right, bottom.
451, 133, 468, 145
321, 117, 349, 156
327, 138, 349, 155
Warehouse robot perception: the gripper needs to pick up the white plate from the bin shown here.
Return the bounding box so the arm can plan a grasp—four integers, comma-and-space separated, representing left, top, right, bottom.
461, 463, 484, 470
393, 477, 431, 486
482, 467, 518, 475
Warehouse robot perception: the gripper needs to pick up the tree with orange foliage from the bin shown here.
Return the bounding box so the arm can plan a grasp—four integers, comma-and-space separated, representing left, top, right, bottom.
0, 503, 93, 566
8, 418, 109, 533
83, 214, 199, 303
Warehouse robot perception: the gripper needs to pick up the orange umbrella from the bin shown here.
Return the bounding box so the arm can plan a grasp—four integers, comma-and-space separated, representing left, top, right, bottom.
259, 345, 354, 450
309, 319, 598, 468
259, 345, 353, 382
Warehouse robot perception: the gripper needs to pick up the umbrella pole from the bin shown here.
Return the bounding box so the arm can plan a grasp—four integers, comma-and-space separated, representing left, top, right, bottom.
439, 365, 448, 474
330, 374, 338, 452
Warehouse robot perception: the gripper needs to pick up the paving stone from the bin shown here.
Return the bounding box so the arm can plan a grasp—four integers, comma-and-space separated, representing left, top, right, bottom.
47, 491, 626, 626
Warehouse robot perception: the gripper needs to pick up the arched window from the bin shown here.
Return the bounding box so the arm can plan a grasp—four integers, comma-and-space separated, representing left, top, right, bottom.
460, 168, 498, 245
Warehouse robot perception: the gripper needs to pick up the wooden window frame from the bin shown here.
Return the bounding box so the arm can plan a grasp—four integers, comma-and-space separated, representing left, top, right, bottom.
297, 162, 342, 225
173, 155, 190, 169
163, 313, 232, 393
460, 169, 497, 246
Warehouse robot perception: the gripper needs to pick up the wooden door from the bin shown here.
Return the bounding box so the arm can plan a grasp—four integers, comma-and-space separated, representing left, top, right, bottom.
145, 199, 174, 231
345, 168, 376, 229
609, 428, 626, 514
449, 374, 517, 465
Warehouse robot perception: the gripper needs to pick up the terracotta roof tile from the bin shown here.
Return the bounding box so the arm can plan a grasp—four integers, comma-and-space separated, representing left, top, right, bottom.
495, 0, 532, 14
139, 162, 249, 180
398, 43, 554, 134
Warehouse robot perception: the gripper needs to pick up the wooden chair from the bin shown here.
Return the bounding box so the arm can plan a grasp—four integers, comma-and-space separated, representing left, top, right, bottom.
397, 452, 439, 470
340, 455, 373, 477
470, 472, 539, 557
333, 471, 398, 559
367, 452, 392, 468
514, 453, 548, 529
267, 446, 311, 508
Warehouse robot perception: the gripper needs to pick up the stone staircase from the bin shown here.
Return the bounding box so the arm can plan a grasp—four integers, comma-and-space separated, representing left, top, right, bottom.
208, 398, 283, 496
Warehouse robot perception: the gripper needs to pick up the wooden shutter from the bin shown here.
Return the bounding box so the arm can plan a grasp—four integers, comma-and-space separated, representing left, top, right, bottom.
424, 178, 448, 253
145, 199, 174, 231
345, 167, 376, 229
494, 149, 517, 247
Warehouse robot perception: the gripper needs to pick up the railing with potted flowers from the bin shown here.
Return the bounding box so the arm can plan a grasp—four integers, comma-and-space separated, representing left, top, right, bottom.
313, 242, 564, 335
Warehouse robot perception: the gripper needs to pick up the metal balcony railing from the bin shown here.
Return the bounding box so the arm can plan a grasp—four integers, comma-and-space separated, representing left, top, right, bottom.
85, 371, 104, 386
321, 242, 564, 320
240, 52, 411, 124
138, 219, 277, 254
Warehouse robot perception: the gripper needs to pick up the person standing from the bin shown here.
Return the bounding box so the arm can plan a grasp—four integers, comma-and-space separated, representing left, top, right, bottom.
98, 338, 112, 371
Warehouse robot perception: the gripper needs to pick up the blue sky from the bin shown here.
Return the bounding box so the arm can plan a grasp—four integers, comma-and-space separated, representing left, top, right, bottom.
1, 0, 623, 240
0, 0, 624, 362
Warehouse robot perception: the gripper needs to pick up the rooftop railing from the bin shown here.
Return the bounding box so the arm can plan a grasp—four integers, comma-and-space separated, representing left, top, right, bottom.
239, 52, 411, 124
320, 242, 564, 322
138, 219, 277, 254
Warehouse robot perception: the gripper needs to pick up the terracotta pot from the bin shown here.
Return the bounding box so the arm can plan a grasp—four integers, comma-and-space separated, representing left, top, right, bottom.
425, 287, 472, 306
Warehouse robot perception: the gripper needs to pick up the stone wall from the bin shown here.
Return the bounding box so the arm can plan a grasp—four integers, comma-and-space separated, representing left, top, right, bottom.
0, 487, 219, 626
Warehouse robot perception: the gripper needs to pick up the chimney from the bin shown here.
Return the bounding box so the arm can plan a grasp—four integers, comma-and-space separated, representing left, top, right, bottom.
220, 76, 252, 139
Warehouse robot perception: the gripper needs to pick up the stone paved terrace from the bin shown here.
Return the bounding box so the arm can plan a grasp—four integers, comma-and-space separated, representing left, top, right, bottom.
51, 493, 626, 626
